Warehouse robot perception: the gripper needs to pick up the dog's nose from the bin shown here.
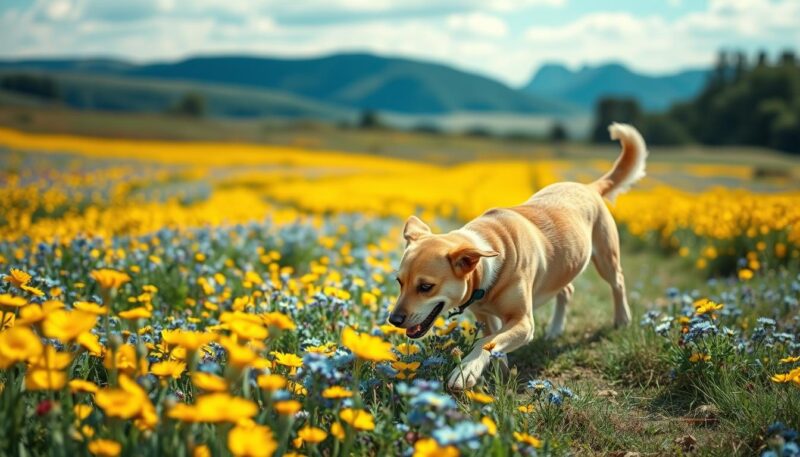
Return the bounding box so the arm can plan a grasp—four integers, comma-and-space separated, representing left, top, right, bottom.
388, 312, 406, 327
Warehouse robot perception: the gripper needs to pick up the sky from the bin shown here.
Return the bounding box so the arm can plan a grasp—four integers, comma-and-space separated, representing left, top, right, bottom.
1, 0, 798, 87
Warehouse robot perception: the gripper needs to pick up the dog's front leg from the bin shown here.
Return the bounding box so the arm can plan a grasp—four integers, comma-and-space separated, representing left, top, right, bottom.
447, 313, 534, 390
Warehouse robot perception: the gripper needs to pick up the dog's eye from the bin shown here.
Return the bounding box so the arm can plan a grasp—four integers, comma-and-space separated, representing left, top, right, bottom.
417, 283, 434, 293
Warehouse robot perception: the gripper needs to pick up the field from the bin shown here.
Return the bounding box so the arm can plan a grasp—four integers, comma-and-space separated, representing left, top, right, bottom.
0, 123, 799, 457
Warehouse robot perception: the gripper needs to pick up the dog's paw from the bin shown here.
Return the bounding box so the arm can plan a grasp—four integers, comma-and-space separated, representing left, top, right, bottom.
447, 357, 488, 391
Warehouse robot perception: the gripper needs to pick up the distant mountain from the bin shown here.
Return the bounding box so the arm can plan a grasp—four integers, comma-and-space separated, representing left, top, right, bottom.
523, 63, 709, 111
0, 54, 575, 115
0, 69, 354, 120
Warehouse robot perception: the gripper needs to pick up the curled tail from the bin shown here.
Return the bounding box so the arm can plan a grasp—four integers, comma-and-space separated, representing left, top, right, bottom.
591, 123, 648, 202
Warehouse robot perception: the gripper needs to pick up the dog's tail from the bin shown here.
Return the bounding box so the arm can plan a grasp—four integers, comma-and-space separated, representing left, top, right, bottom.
590, 123, 648, 202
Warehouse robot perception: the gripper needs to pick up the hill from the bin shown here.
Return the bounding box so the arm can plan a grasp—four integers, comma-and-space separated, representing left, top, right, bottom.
523, 62, 708, 111
0, 54, 575, 115
0, 70, 354, 120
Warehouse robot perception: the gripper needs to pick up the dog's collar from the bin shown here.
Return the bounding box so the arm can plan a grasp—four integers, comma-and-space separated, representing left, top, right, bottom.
447, 288, 486, 318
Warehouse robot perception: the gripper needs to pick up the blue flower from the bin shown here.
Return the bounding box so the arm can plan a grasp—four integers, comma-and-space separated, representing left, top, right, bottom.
432, 421, 487, 448
527, 379, 553, 391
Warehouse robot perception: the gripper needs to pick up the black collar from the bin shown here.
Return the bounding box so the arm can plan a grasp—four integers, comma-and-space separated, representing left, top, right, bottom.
447, 288, 486, 318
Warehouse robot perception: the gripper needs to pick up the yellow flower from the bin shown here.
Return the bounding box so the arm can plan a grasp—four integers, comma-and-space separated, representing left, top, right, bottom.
162, 329, 217, 351
118, 307, 152, 320
104, 344, 148, 376
0, 293, 27, 308
395, 343, 421, 356
412, 438, 459, 457
20, 285, 45, 297
517, 404, 535, 413
339, 408, 375, 431
738, 268, 754, 281
274, 400, 302, 416
482, 342, 497, 352
219, 336, 257, 368
689, 352, 711, 363
481, 416, 497, 436
95, 376, 149, 420
169, 393, 258, 423
73, 301, 108, 315
513, 432, 543, 448
272, 351, 303, 372
693, 298, 723, 316
90, 269, 131, 290
77, 332, 103, 356
297, 426, 327, 444
228, 422, 277, 457
88, 439, 122, 457
29, 345, 73, 370
771, 367, 800, 383
0, 326, 43, 368
780, 356, 800, 364
42, 309, 97, 342
465, 390, 493, 404
193, 445, 211, 457
305, 343, 337, 357
341, 327, 395, 362
257, 374, 287, 391
150, 360, 186, 379
322, 386, 353, 399
5, 268, 31, 287
25, 369, 66, 390
192, 372, 228, 392
69, 379, 100, 394
260, 312, 296, 330
228, 319, 268, 340
330, 422, 345, 441
15, 305, 45, 326
74, 404, 93, 420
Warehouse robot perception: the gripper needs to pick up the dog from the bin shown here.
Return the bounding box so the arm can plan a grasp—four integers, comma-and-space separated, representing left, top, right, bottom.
388, 123, 647, 390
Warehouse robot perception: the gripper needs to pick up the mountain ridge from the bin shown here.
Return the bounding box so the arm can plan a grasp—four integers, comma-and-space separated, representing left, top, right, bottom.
523, 62, 709, 111
0, 53, 576, 115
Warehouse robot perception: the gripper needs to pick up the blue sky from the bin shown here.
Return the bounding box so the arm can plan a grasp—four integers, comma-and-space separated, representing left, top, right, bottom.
1, 0, 798, 86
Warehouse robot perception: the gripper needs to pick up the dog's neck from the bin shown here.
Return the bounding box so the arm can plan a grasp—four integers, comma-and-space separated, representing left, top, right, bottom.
458, 228, 500, 295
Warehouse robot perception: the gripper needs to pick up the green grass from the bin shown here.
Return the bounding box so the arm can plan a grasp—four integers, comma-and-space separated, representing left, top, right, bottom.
485, 249, 800, 456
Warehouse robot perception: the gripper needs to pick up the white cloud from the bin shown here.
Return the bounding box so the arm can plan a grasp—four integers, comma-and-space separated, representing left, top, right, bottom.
485, 0, 566, 12
446, 12, 508, 38
523, 1, 800, 75
1, 0, 799, 86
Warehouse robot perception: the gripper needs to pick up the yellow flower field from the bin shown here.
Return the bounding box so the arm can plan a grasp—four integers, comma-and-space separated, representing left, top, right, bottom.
0, 127, 798, 456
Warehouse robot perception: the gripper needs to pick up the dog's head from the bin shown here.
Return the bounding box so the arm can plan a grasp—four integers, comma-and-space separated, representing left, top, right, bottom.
388, 216, 498, 338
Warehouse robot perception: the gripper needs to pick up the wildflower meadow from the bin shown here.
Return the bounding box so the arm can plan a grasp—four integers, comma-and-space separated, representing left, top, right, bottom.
0, 127, 799, 456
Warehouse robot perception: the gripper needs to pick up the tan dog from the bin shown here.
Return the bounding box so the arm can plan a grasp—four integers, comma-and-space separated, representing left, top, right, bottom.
388, 123, 648, 390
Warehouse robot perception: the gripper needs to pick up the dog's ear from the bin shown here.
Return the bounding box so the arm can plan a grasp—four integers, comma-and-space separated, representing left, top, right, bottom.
448, 245, 499, 277
403, 216, 431, 244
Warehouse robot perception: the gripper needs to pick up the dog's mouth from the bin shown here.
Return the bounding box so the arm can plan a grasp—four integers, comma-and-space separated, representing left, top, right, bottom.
406, 301, 445, 339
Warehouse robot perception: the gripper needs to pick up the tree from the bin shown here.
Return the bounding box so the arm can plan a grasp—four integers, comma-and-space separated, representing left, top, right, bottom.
358, 110, 382, 129
641, 114, 691, 146
548, 122, 568, 142
0, 74, 59, 100
591, 98, 643, 143
172, 92, 206, 117
659, 48, 800, 153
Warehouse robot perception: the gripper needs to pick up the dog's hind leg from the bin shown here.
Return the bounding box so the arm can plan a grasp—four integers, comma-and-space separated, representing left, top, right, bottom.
547, 283, 573, 338
591, 210, 632, 327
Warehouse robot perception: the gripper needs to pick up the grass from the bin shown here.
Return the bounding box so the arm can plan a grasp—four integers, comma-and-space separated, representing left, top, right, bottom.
496, 248, 799, 455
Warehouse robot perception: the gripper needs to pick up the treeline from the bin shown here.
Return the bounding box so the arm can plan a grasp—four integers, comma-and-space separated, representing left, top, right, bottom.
593, 50, 800, 153
0, 74, 60, 100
